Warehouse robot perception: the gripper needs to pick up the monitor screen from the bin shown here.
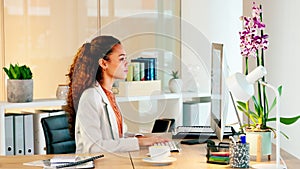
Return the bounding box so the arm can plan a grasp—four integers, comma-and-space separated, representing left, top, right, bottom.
210, 43, 228, 141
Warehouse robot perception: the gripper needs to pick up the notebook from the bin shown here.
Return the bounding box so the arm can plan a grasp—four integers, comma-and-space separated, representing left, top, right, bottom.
24, 154, 104, 169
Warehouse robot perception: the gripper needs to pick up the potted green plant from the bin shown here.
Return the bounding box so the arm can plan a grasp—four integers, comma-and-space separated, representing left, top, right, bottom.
3, 63, 33, 102
168, 70, 182, 93
237, 2, 300, 157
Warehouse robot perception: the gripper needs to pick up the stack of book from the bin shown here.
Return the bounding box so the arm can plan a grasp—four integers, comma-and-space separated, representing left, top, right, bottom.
118, 56, 161, 96
127, 57, 157, 81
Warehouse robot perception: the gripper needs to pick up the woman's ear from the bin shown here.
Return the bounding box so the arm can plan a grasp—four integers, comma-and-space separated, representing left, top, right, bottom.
99, 58, 108, 70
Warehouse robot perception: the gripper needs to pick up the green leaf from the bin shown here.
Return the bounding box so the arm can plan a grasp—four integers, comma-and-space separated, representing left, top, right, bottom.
9, 64, 17, 79
278, 85, 283, 96
3, 63, 32, 79
237, 101, 247, 110
267, 115, 300, 125
267, 126, 289, 139
14, 64, 21, 79
20, 66, 26, 79
237, 104, 247, 114
252, 96, 263, 117
3, 67, 13, 79
249, 111, 259, 120
268, 98, 277, 115
23, 66, 32, 79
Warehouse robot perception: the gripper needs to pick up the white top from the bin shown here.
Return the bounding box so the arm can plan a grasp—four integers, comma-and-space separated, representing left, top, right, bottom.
75, 83, 139, 154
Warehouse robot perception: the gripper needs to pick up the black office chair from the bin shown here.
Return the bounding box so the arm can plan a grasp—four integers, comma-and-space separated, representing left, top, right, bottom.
41, 114, 76, 154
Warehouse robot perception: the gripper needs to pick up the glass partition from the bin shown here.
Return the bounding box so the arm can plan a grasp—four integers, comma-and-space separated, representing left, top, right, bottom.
100, 0, 181, 91
2, 0, 180, 98
3, 0, 98, 98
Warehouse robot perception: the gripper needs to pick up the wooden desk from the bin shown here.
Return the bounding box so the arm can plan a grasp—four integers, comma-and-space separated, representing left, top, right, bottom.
0, 143, 299, 168
0, 152, 132, 169
132, 143, 300, 169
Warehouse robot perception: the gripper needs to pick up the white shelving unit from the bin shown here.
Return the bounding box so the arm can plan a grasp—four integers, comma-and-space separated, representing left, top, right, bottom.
117, 91, 210, 133
116, 92, 210, 102
0, 92, 210, 155
0, 99, 66, 155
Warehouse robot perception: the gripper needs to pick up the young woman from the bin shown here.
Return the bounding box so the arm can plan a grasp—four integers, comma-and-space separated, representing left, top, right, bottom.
64, 36, 168, 153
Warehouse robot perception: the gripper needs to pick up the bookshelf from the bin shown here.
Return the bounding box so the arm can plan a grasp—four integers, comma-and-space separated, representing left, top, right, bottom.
0, 92, 210, 155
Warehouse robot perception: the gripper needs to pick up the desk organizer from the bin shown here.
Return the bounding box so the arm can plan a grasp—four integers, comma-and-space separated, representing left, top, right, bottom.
117, 80, 161, 96
229, 142, 250, 168
206, 141, 230, 165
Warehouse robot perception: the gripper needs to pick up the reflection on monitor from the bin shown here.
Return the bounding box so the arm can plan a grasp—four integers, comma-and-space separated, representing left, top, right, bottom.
210, 43, 228, 141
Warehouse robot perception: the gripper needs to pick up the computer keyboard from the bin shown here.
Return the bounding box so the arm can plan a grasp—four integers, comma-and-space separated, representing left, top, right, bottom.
154, 141, 181, 152
172, 126, 235, 139
176, 126, 214, 133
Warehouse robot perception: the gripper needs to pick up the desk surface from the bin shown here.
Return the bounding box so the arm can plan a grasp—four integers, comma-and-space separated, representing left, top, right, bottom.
0, 143, 299, 169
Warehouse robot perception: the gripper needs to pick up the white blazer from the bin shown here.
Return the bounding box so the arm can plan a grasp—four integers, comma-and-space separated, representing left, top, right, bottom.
75, 83, 139, 154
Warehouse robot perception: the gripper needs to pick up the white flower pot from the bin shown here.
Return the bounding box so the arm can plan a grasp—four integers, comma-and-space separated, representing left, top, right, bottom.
245, 130, 272, 157
168, 79, 182, 93
7, 79, 33, 102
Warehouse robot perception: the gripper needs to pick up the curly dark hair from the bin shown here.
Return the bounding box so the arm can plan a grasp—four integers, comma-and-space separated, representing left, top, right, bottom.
63, 36, 120, 138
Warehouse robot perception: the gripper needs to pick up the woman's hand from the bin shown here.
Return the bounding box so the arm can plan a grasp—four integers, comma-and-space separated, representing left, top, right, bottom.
137, 136, 170, 146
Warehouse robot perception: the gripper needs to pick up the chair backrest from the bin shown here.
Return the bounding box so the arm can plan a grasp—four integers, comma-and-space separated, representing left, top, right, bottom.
41, 114, 76, 154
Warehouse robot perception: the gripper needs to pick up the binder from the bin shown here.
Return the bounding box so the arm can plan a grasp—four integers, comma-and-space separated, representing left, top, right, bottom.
48, 110, 65, 116
33, 111, 50, 155
33, 109, 64, 154
14, 114, 24, 155
24, 113, 34, 155
5, 114, 14, 155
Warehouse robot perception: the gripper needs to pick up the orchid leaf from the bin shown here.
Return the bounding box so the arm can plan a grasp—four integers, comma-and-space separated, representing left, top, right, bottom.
249, 111, 259, 121
278, 85, 283, 96
268, 85, 283, 114
237, 101, 247, 110
237, 104, 248, 114
237, 106, 250, 119
267, 115, 300, 125
267, 126, 289, 139
252, 96, 263, 117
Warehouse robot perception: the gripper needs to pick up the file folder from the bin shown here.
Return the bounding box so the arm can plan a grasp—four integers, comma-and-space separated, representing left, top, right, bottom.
5, 114, 14, 155
33, 111, 49, 155
14, 114, 24, 155
24, 113, 34, 155
33, 109, 65, 154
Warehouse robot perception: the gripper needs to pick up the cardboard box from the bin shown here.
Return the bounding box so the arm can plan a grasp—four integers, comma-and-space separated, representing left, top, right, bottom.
118, 80, 161, 96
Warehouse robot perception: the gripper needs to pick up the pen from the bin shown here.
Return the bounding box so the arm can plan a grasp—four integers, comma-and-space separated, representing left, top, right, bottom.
229, 136, 236, 145
54, 154, 104, 169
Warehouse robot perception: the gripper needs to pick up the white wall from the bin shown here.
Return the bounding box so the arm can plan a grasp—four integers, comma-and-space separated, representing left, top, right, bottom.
182, 0, 300, 159
181, 0, 243, 129
243, 0, 300, 159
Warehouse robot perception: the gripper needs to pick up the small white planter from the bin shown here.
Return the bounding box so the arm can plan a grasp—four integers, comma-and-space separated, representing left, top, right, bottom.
7, 79, 33, 102
245, 130, 272, 157
168, 79, 182, 93
56, 84, 69, 100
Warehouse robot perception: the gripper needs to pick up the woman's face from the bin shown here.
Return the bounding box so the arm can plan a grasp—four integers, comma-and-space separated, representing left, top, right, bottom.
103, 43, 128, 80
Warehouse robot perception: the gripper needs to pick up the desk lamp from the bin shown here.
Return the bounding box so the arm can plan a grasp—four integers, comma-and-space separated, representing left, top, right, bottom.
226, 66, 286, 169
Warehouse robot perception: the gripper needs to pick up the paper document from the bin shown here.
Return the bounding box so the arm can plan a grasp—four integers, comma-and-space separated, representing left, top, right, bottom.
24, 155, 103, 169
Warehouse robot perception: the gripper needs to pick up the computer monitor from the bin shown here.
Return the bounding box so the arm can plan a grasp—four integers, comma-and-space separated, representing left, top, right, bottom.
210, 43, 228, 141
